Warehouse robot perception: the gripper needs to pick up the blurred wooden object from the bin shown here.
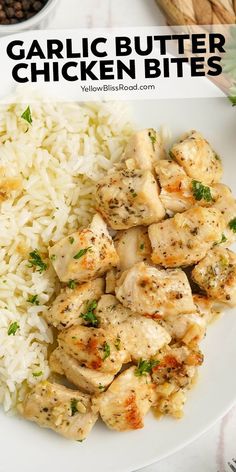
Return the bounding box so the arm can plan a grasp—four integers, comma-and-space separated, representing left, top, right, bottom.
156, 0, 236, 27
155, 0, 235, 94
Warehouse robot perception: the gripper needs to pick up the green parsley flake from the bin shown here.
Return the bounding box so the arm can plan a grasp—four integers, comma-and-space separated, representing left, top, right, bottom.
98, 384, 105, 391
50, 254, 56, 261
8, 321, 20, 336
135, 359, 159, 377
27, 294, 39, 305
21, 106, 33, 125
68, 280, 76, 289
28, 250, 48, 273
229, 217, 236, 233
148, 130, 156, 151
140, 243, 145, 250
70, 399, 78, 416
80, 300, 99, 327
102, 342, 111, 360
73, 247, 92, 259
220, 233, 227, 244
214, 153, 221, 161
69, 237, 75, 244
192, 180, 213, 202
33, 371, 43, 377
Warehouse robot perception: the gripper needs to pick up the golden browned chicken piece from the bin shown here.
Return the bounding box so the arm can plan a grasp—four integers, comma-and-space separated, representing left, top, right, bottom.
58, 325, 130, 375
95, 295, 171, 360
95, 169, 165, 230
148, 207, 225, 267
97, 366, 154, 431
152, 344, 203, 418
45, 278, 104, 330
121, 128, 165, 171
212, 183, 236, 246
192, 247, 236, 306
114, 226, 152, 271
18, 381, 98, 440
50, 348, 114, 394
49, 213, 119, 283
170, 131, 222, 185
115, 262, 195, 317
156, 160, 218, 215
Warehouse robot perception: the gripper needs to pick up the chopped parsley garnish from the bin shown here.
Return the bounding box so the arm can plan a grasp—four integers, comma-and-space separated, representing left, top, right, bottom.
27, 294, 39, 305
214, 153, 221, 161
21, 106, 33, 125
114, 336, 121, 351
69, 237, 75, 244
73, 247, 92, 259
135, 359, 159, 377
50, 254, 56, 261
71, 399, 78, 416
68, 280, 76, 289
28, 250, 48, 273
8, 321, 20, 336
220, 233, 227, 244
140, 243, 145, 250
169, 150, 175, 160
192, 180, 213, 202
80, 300, 99, 327
214, 233, 227, 246
229, 217, 236, 233
33, 371, 43, 377
102, 342, 111, 360
98, 384, 105, 391
148, 130, 156, 151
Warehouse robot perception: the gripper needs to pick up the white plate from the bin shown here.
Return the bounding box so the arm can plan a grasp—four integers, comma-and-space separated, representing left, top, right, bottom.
1, 94, 236, 472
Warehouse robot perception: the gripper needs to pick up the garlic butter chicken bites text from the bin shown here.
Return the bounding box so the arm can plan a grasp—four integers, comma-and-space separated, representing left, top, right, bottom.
20, 127, 236, 439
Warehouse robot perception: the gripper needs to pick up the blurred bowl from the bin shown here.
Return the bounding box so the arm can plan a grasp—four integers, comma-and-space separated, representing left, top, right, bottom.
0, 0, 59, 36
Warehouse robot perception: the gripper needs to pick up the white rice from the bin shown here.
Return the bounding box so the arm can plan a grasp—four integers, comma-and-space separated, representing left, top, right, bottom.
0, 95, 133, 411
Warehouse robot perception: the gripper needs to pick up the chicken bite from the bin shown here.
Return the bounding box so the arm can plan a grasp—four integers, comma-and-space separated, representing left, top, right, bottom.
18, 381, 98, 441
148, 207, 224, 268
158, 312, 206, 346
98, 366, 154, 431
121, 128, 165, 171
58, 325, 130, 375
115, 262, 195, 317
114, 226, 152, 271
119, 316, 170, 361
49, 213, 119, 283
193, 294, 219, 325
170, 130, 222, 185
213, 183, 236, 246
152, 344, 203, 418
50, 348, 114, 394
96, 295, 170, 360
192, 247, 236, 306
45, 278, 104, 330
95, 294, 131, 327
156, 159, 217, 215
95, 169, 165, 230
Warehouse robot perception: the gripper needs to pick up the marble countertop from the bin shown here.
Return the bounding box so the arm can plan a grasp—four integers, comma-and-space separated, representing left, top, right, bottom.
49, 1, 236, 470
